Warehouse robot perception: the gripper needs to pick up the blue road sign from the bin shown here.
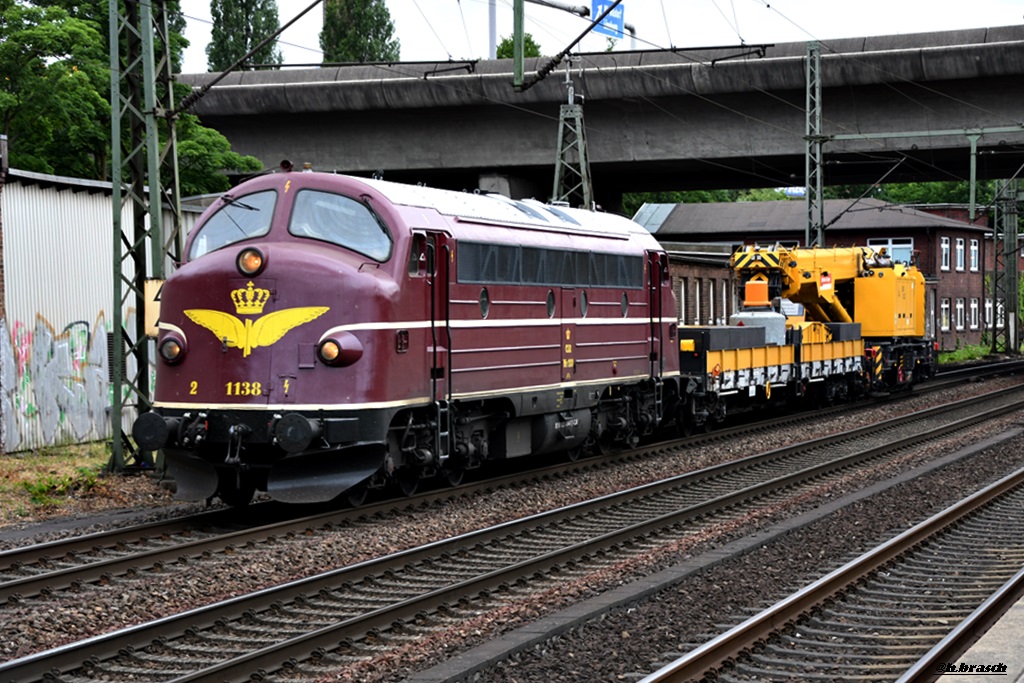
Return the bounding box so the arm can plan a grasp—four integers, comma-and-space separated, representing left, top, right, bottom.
592, 1, 624, 39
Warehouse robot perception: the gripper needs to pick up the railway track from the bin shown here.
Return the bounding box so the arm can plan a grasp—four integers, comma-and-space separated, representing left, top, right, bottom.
3, 385, 1022, 682
639, 465, 1024, 683
2, 365, 1015, 606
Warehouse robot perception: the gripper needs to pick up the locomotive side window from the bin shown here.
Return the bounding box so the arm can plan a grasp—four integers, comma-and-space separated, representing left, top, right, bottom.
289, 189, 392, 261
189, 190, 277, 260
458, 241, 643, 289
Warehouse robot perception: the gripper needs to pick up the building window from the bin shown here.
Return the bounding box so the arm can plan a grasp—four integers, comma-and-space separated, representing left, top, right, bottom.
985, 298, 993, 327
708, 279, 715, 324
721, 280, 728, 323
940, 298, 951, 331
970, 298, 979, 329
677, 279, 685, 322
997, 300, 1005, 328
867, 237, 914, 264
941, 237, 950, 271
955, 298, 965, 330
970, 239, 979, 272
955, 238, 965, 271
694, 279, 701, 325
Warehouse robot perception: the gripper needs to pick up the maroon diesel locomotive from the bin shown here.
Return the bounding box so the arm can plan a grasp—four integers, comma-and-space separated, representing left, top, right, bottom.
133, 171, 680, 505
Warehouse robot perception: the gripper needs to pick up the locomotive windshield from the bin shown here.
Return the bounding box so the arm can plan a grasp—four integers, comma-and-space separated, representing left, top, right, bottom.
288, 189, 392, 261
189, 190, 277, 261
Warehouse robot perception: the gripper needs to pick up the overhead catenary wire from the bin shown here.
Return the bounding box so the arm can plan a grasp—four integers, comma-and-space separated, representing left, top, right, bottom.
176, 0, 326, 114
165, 0, 1023, 202
519, 0, 624, 90
412, 0, 455, 60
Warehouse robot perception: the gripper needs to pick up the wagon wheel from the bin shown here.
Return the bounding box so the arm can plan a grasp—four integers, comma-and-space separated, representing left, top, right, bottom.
565, 445, 584, 462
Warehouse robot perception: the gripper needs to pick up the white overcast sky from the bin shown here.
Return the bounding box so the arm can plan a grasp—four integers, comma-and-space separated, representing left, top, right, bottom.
178, 0, 1024, 72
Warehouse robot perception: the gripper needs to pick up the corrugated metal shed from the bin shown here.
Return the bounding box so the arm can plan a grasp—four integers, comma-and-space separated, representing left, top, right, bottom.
1, 169, 201, 453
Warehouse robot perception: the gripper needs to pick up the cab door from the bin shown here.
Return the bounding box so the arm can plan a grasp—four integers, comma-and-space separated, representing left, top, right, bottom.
647, 251, 669, 378
424, 232, 452, 402
561, 288, 577, 382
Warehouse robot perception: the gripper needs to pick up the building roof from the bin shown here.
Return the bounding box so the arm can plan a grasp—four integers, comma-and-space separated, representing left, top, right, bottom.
7, 168, 113, 194
636, 198, 991, 239
5, 168, 208, 212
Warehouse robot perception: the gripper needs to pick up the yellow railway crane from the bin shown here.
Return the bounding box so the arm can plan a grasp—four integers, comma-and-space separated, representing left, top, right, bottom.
731, 244, 936, 389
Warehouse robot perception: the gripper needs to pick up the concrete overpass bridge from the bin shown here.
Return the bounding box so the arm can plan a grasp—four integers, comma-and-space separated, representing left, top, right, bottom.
181, 25, 1024, 208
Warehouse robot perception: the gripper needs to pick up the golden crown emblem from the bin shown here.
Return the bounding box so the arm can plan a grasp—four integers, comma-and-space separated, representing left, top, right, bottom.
231, 281, 271, 315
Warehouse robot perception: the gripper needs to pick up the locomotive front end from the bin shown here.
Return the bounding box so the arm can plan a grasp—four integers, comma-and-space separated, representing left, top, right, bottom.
133, 173, 403, 505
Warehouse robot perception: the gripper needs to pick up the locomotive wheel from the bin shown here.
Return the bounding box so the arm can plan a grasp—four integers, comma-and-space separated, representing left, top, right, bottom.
441, 464, 465, 487
340, 482, 369, 507
396, 469, 420, 497
677, 414, 695, 438
595, 430, 617, 456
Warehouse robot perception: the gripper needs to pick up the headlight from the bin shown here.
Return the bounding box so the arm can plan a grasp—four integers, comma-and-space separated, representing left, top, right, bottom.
237, 248, 266, 276
318, 339, 341, 363
317, 332, 363, 367
159, 336, 186, 364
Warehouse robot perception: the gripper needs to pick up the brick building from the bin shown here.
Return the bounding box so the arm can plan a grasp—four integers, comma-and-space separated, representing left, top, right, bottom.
635, 198, 999, 350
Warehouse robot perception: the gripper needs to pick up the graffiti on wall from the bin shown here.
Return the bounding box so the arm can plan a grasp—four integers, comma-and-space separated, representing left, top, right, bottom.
1, 313, 112, 453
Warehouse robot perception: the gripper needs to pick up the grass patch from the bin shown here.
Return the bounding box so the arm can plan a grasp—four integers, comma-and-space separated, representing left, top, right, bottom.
0, 442, 111, 519
938, 343, 991, 364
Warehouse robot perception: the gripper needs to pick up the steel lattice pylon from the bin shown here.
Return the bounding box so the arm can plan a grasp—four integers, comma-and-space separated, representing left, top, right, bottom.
108, 0, 183, 472
551, 59, 593, 209
804, 41, 825, 247
552, 103, 593, 208
990, 179, 1020, 354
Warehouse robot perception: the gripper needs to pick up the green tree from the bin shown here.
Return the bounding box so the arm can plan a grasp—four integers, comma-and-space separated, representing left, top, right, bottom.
0, 1, 110, 177
206, 0, 283, 71
824, 180, 997, 206
321, 0, 400, 63
622, 189, 738, 217
496, 33, 542, 59
875, 180, 995, 206
31, 0, 189, 73
1, 0, 261, 194
176, 114, 262, 195
738, 187, 789, 201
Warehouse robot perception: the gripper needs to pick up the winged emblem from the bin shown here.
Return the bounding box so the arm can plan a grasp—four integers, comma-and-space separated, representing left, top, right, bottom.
185, 307, 329, 357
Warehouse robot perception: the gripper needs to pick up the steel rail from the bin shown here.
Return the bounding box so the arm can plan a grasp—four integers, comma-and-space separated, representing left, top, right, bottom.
3, 389, 1020, 682
2, 368, 1007, 605
638, 466, 1024, 683
897, 565, 1024, 683
2, 381, 1018, 604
